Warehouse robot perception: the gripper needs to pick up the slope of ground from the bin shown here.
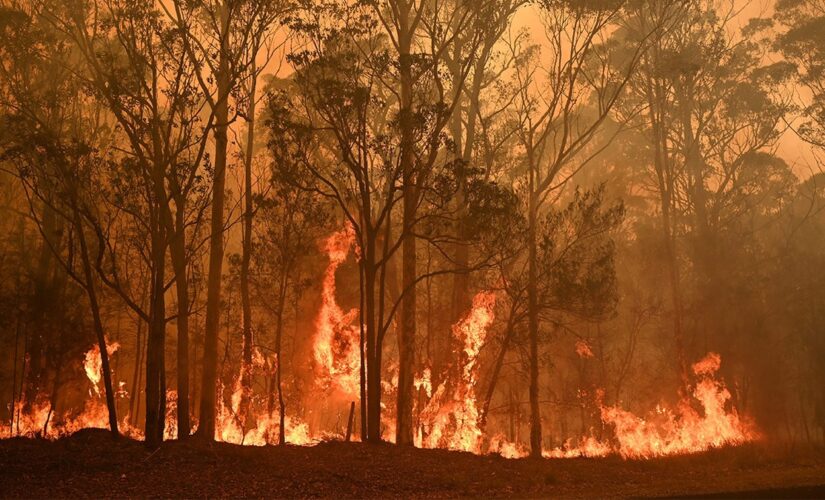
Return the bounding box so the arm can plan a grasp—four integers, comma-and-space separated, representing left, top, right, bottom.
1, 430, 823, 498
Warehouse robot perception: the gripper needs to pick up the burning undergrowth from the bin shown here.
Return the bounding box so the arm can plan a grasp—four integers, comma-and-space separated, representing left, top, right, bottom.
1, 227, 758, 459
537, 351, 758, 460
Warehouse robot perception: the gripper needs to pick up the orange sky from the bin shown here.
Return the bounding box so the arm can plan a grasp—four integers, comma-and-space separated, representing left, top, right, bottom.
510, 0, 817, 175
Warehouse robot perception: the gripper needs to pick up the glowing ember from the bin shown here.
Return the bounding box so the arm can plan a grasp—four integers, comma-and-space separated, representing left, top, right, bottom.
313, 224, 360, 398
575, 340, 594, 359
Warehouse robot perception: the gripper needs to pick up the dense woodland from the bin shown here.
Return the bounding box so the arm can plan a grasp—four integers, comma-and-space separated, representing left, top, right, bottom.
0, 0, 824, 459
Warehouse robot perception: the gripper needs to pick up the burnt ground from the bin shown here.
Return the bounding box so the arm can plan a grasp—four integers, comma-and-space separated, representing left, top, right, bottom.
1, 430, 824, 498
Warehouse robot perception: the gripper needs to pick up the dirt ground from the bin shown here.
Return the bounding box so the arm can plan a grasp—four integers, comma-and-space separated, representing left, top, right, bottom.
1, 430, 824, 498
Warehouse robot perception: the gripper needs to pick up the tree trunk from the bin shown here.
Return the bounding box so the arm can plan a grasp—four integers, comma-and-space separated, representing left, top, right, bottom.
358, 253, 368, 441
25, 204, 62, 409
527, 182, 542, 458
273, 272, 287, 445
396, 12, 416, 447
239, 59, 257, 430
73, 202, 118, 438
364, 234, 382, 442
130, 310, 145, 427
445, 32, 470, 386
145, 218, 167, 448
480, 312, 516, 431
646, 72, 689, 387
170, 207, 190, 439
197, 4, 231, 441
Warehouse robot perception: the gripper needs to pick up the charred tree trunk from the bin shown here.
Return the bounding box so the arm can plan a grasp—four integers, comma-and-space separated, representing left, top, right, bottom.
480, 310, 517, 431
239, 58, 258, 425
239, 60, 257, 430
396, 14, 416, 447
72, 205, 119, 438
527, 184, 542, 458
273, 272, 287, 445
145, 213, 167, 448
130, 309, 145, 427
345, 401, 356, 442
24, 204, 62, 409
358, 253, 368, 441
197, 5, 230, 441
364, 232, 382, 442
43, 322, 66, 438
170, 207, 190, 439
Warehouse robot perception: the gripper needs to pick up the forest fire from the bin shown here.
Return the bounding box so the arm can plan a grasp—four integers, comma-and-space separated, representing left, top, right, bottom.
3, 341, 124, 440
4, 0, 825, 495
212, 377, 313, 446
1, 280, 758, 466
533, 352, 757, 459
1, 259, 757, 460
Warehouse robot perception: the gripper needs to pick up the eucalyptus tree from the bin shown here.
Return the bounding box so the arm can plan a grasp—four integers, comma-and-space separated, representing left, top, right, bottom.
0, 2, 119, 436
45, 0, 214, 446
272, 0, 405, 441
508, 0, 652, 456
161, 0, 287, 440
365, 0, 506, 446
614, 0, 792, 386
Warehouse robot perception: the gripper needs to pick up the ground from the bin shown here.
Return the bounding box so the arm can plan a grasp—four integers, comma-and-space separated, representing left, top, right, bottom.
1, 430, 824, 498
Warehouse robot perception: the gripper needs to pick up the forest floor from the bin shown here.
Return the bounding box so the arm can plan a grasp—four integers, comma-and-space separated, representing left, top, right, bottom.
1, 429, 824, 498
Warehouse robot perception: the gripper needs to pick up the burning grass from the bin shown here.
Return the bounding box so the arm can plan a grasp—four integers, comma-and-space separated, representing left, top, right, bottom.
0, 227, 759, 460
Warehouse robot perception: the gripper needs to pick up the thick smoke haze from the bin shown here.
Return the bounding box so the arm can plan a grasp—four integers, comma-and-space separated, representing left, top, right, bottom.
0, 0, 823, 468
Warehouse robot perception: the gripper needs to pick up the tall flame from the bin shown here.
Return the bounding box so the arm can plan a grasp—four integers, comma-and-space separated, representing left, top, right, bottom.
313, 223, 360, 398
418, 291, 496, 453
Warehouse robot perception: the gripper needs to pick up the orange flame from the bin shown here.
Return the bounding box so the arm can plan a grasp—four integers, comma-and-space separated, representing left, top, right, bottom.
3, 342, 123, 439
531, 352, 757, 459
83, 340, 119, 397
418, 291, 496, 453
2, 292, 758, 460
575, 340, 594, 359
313, 224, 360, 398
599, 352, 756, 459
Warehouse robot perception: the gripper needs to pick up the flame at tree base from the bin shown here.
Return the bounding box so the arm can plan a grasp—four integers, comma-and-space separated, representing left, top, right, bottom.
1, 343, 313, 446
417, 291, 496, 453
1, 267, 758, 460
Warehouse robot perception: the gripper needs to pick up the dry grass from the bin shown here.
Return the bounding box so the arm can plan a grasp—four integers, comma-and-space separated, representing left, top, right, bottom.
1, 429, 824, 498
